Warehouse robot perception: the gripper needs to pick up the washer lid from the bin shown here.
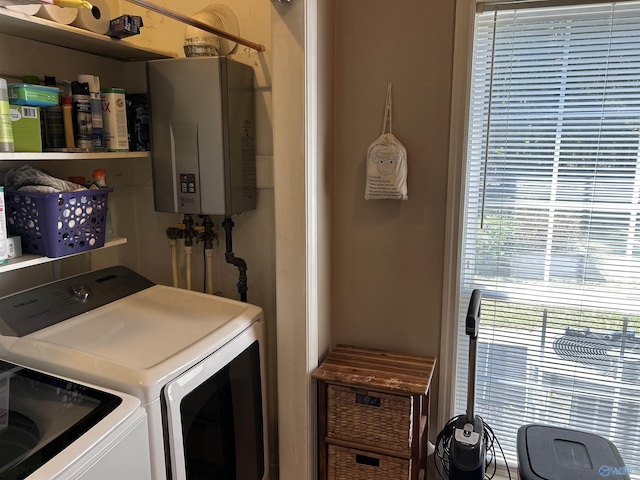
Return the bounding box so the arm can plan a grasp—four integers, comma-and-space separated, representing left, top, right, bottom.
25, 284, 257, 367
5, 281, 263, 402
0, 359, 133, 479
0, 266, 263, 402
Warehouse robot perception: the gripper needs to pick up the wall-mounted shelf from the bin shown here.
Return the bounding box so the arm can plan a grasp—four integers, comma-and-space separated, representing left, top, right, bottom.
0, 151, 150, 161
0, 237, 127, 273
0, 8, 173, 61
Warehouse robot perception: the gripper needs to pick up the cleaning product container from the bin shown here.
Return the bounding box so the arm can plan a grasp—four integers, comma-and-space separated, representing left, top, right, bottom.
7, 84, 59, 107
5, 188, 111, 258
517, 424, 629, 480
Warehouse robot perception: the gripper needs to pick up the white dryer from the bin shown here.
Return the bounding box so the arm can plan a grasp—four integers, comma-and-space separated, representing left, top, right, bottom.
0, 358, 151, 479
0, 266, 269, 480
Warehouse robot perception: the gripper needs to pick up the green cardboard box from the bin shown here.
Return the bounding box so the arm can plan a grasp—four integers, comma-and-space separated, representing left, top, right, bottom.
10, 105, 42, 152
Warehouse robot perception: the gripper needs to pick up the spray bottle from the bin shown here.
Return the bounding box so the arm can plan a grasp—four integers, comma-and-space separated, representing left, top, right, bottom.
71, 80, 93, 149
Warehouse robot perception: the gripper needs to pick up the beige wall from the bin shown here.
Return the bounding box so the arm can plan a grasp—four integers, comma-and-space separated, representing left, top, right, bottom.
331, 0, 455, 436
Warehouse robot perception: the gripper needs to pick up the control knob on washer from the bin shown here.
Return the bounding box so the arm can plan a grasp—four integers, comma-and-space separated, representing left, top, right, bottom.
69, 284, 92, 300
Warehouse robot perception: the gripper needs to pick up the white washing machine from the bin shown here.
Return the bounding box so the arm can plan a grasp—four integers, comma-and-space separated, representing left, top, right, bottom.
0, 358, 151, 480
0, 266, 269, 480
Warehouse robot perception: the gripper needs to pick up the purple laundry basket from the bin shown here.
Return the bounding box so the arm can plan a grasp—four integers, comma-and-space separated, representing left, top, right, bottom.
5, 188, 111, 258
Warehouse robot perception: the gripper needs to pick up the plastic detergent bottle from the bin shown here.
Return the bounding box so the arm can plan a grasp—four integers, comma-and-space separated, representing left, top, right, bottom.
0, 78, 14, 152
92, 168, 106, 187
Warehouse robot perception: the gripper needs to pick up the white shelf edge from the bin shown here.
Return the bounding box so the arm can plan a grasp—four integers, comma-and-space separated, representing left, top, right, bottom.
0, 8, 173, 61
0, 151, 150, 161
0, 237, 128, 273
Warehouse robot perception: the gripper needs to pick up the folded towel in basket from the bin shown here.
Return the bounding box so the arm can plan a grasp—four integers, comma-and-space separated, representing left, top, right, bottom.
4, 165, 87, 193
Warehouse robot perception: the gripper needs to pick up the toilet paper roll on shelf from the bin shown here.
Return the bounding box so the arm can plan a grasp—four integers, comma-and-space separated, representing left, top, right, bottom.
4, 4, 40, 15
36, 4, 78, 24
71, 0, 110, 34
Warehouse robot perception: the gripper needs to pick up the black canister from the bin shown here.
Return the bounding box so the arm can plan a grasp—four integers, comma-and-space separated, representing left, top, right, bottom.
71, 81, 93, 149
41, 76, 64, 150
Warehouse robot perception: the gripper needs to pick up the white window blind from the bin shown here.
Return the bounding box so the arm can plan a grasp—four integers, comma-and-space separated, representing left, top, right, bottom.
456, 1, 640, 472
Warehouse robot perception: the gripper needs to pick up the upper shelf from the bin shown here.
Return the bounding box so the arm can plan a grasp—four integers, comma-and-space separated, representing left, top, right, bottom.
0, 151, 150, 161
0, 7, 173, 61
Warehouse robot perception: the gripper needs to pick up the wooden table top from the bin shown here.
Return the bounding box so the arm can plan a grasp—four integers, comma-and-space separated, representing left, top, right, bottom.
311, 344, 436, 396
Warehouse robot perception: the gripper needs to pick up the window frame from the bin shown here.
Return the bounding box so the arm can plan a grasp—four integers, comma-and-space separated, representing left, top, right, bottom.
439, 0, 477, 430
441, 0, 640, 470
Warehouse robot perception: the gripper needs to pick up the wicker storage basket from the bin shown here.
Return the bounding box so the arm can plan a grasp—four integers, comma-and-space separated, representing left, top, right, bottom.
327, 384, 413, 454
327, 445, 411, 480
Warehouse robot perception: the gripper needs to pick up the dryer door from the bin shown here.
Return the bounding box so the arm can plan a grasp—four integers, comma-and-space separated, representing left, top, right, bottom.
163, 322, 267, 480
0, 359, 122, 479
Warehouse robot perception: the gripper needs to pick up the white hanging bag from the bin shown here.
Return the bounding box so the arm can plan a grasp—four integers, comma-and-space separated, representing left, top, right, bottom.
365, 83, 408, 200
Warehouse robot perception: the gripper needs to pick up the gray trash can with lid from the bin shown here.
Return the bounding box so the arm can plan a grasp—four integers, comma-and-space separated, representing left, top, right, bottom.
517, 424, 628, 480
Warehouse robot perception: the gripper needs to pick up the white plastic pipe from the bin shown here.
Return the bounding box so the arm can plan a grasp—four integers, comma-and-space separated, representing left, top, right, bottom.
205, 248, 214, 295
170, 239, 179, 288
184, 244, 193, 291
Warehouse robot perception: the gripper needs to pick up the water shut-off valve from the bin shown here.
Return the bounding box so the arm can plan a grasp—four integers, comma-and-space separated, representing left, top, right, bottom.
166, 215, 247, 302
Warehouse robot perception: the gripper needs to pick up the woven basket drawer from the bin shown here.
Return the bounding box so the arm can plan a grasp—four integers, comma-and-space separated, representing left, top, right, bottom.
327, 444, 411, 480
327, 384, 413, 454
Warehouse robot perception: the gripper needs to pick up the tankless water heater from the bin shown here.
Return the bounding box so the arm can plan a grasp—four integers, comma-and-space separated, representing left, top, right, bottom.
146, 56, 256, 215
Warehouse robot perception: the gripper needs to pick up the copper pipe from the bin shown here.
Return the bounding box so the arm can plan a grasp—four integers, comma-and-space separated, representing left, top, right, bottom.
124, 0, 265, 52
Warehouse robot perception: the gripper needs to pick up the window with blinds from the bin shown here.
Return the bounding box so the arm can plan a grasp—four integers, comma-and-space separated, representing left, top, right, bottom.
456, 1, 640, 472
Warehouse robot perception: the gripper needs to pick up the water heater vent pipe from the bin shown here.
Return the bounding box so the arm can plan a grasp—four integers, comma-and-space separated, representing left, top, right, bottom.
222, 217, 248, 303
